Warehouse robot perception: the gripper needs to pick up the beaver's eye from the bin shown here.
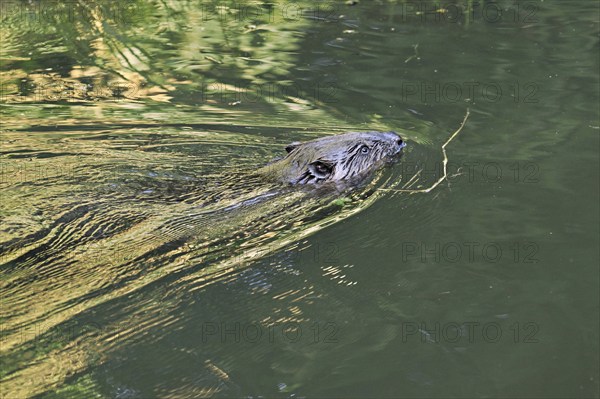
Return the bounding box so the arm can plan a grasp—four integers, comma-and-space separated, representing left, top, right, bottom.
360, 145, 370, 155
315, 163, 329, 174
309, 161, 333, 178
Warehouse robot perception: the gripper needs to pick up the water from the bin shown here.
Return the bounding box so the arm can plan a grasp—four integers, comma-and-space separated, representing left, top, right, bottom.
1, 1, 598, 398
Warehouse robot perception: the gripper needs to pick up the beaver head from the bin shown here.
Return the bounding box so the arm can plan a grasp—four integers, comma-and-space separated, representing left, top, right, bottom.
267, 131, 406, 185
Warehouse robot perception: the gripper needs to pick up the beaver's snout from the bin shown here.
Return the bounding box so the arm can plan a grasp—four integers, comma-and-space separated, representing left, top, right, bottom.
384, 131, 406, 154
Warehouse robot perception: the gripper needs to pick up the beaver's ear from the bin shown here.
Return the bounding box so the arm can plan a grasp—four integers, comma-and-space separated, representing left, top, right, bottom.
285, 142, 302, 153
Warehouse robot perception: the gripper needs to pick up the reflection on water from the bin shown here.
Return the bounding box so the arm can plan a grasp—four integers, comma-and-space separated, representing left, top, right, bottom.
1, 0, 598, 397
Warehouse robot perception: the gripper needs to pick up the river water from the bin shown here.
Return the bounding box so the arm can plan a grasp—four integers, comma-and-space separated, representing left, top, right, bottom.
1, 1, 598, 398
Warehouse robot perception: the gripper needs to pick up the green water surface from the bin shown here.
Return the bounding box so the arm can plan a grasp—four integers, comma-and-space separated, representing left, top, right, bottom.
1, 1, 598, 398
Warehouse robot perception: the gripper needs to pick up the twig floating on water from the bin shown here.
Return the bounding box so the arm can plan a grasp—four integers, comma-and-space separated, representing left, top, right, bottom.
380, 108, 470, 194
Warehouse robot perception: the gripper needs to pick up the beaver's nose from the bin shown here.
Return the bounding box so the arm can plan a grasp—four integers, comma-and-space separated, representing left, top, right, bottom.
382, 131, 406, 151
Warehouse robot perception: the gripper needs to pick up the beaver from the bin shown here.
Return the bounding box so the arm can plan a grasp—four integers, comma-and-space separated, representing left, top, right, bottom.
258, 131, 406, 185
0, 130, 408, 382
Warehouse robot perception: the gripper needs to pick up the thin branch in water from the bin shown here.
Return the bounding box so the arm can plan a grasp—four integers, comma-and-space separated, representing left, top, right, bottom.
380, 108, 470, 194
404, 44, 420, 63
